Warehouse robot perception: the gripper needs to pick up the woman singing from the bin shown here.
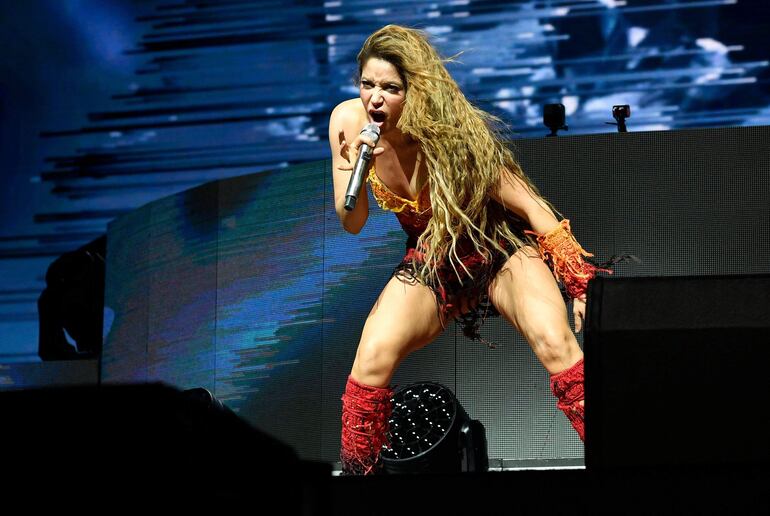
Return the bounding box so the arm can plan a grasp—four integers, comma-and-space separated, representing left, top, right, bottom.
328, 25, 609, 475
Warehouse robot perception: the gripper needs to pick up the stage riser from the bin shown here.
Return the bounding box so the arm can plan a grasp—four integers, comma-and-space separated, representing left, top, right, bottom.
586, 275, 770, 470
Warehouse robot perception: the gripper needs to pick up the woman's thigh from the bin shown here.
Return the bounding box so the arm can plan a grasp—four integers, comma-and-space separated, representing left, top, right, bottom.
487, 246, 581, 373
352, 275, 445, 386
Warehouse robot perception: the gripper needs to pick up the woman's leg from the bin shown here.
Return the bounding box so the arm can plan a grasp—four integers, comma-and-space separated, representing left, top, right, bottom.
487, 246, 586, 440
341, 275, 445, 474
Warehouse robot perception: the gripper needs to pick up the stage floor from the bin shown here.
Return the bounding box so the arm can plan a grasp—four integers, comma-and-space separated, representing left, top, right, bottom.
6, 456, 768, 514
326, 466, 769, 515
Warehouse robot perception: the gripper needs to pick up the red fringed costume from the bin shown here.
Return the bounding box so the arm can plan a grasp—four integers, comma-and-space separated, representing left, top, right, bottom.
550, 358, 586, 441
525, 219, 613, 300
367, 165, 533, 344
340, 375, 393, 475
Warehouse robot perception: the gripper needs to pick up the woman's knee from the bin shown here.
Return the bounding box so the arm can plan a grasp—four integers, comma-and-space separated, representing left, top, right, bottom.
527, 324, 580, 369
351, 336, 403, 386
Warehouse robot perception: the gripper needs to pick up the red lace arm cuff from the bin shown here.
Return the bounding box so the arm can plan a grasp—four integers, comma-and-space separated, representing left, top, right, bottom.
525, 219, 612, 299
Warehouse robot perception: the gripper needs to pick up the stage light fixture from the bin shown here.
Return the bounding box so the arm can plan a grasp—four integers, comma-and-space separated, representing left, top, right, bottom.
607, 104, 631, 132
543, 103, 568, 136
380, 382, 488, 474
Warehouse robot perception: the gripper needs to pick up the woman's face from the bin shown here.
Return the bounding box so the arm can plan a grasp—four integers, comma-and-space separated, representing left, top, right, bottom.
359, 57, 406, 134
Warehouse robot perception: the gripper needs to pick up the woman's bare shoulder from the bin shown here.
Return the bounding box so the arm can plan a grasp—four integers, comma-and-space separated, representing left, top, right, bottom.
330, 99, 366, 127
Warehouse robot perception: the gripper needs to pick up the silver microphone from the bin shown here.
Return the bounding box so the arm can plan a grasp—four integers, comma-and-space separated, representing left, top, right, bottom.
344, 123, 381, 211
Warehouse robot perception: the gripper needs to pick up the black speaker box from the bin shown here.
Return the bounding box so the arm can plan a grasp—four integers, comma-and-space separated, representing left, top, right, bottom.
584, 274, 770, 471
0, 382, 325, 509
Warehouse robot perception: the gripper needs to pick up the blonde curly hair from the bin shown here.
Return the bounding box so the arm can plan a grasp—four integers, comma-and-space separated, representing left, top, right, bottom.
357, 25, 559, 285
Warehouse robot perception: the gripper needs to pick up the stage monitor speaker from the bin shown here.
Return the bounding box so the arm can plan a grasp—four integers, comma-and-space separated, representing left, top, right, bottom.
584, 274, 770, 471
0, 383, 304, 506
37, 235, 106, 360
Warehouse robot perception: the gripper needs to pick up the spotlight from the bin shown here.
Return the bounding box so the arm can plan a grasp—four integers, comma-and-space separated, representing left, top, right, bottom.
607, 104, 631, 132
380, 382, 488, 474
543, 103, 568, 136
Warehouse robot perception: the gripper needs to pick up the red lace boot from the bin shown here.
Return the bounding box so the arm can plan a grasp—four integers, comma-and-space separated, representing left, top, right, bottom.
340, 375, 393, 475
550, 358, 585, 441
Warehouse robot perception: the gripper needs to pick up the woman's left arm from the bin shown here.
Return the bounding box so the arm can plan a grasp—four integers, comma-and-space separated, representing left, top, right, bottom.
489, 169, 559, 234
490, 170, 608, 332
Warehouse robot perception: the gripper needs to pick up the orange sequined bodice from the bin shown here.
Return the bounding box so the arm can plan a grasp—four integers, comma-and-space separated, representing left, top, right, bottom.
367, 165, 432, 239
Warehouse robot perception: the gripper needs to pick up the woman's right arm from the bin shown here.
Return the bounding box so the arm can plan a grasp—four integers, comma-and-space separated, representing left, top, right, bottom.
328, 101, 369, 234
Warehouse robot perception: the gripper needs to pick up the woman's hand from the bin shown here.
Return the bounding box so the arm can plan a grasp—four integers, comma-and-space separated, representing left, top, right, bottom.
573, 294, 587, 333
337, 129, 384, 171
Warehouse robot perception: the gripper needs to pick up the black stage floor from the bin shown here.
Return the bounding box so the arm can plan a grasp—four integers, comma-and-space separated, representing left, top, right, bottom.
325, 466, 768, 516
11, 463, 765, 514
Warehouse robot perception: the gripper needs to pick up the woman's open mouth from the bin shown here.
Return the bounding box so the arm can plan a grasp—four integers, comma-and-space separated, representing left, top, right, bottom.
369, 110, 387, 124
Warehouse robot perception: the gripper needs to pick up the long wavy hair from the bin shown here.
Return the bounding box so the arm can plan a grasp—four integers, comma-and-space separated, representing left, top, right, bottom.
357, 25, 559, 285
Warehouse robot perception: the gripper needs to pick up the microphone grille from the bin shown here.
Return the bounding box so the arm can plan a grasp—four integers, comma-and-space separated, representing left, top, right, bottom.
360, 123, 381, 142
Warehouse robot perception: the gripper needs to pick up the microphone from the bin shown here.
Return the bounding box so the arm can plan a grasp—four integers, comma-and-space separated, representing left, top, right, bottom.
344, 123, 381, 211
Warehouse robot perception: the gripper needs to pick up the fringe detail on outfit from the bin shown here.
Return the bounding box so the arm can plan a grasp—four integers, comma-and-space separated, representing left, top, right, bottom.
340, 375, 393, 475
549, 358, 585, 441
393, 237, 516, 347
525, 219, 613, 300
